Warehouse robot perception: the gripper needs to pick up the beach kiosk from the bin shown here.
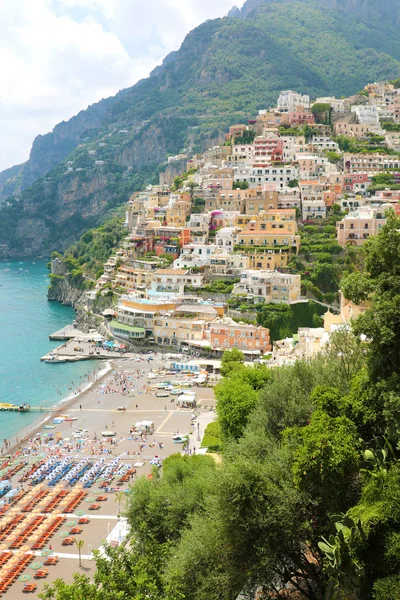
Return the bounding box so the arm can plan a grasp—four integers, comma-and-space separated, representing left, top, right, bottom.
134, 421, 155, 434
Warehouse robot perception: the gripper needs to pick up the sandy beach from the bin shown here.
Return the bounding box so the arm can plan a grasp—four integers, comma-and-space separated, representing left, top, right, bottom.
0, 352, 216, 598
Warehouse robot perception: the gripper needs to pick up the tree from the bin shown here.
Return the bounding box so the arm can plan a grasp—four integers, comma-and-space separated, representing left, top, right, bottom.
233, 181, 248, 190
74, 539, 85, 568
220, 348, 244, 376
172, 175, 183, 191
311, 103, 332, 124
215, 377, 258, 440
39, 573, 98, 599
288, 179, 299, 188
326, 151, 342, 164
286, 410, 361, 517
114, 491, 126, 517
345, 215, 400, 381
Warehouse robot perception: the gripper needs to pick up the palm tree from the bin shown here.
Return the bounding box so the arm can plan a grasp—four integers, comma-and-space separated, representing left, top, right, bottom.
74, 539, 85, 568
114, 491, 126, 517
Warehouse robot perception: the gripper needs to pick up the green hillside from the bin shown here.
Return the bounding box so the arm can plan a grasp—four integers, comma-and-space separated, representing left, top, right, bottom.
1, 0, 400, 256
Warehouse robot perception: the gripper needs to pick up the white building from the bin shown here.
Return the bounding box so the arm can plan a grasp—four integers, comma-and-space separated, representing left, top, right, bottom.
302, 199, 327, 220
277, 90, 310, 113
233, 270, 302, 304
351, 105, 380, 126
173, 244, 217, 269
315, 97, 345, 113
234, 165, 298, 189
215, 227, 236, 252
310, 136, 340, 153
208, 253, 249, 277
148, 269, 204, 296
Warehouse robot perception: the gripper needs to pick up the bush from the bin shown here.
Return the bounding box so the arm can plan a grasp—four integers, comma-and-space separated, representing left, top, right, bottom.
201, 421, 223, 452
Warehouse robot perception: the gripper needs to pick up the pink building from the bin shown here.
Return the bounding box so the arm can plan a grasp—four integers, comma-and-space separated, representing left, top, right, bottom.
287, 107, 315, 126
253, 137, 284, 165
342, 173, 371, 193
336, 207, 387, 247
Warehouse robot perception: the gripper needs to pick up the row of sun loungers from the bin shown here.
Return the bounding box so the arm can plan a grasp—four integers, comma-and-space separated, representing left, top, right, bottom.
0, 515, 25, 541
0, 553, 34, 596
31, 516, 65, 550
43, 490, 69, 513
22, 490, 49, 512
10, 515, 46, 548
63, 491, 86, 514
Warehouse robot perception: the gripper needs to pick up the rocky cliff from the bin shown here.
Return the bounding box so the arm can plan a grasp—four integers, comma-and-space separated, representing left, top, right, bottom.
47, 276, 86, 308
1, 0, 400, 257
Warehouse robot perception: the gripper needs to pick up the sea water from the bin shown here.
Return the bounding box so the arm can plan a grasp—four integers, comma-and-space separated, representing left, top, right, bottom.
0, 260, 98, 442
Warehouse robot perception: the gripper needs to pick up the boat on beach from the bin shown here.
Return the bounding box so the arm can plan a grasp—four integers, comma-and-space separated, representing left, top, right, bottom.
44, 356, 67, 364
172, 434, 189, 444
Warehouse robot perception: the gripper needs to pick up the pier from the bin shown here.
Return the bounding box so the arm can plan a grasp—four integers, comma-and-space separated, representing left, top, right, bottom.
49, 324, 88, 340
0, 405, 60, 413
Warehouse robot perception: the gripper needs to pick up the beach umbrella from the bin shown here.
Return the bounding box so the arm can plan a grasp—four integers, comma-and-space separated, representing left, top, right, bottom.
66, 520, 76, 527
31, 561, 43, 570
86, 497, 95, 503
19, 574, 31, 582
41, 549, 52, 557
59, 531, 69, 538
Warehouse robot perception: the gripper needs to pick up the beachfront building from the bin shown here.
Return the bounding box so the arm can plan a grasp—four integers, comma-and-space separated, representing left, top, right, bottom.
210, 319, 271, 354
116, 296, 180, 335
233, 269, 302, 304
109, 320, 146, 341
153, 304, 218, 348
336, 207, 387, 247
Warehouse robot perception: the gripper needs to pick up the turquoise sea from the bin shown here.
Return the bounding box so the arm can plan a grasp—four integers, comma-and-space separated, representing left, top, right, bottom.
0, 260, 98, 443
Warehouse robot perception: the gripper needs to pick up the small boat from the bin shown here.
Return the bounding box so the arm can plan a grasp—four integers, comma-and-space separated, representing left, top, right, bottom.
101, 431, 116, 437
45, 356, 67, 364
172, 434, 189, 444
64, 417, 77, 422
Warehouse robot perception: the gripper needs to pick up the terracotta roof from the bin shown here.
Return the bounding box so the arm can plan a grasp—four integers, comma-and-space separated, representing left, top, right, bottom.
155, 269, 188, 275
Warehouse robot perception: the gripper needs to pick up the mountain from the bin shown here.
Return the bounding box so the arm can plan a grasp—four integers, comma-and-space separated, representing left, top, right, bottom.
1, 0, 400, 257
234, 0, 400, 23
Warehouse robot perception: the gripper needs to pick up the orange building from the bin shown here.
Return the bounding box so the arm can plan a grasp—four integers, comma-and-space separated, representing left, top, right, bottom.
210, 321, 271, 354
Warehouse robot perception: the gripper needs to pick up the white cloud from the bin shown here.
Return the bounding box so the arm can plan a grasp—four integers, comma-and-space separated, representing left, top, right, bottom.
0, 0, 244, 172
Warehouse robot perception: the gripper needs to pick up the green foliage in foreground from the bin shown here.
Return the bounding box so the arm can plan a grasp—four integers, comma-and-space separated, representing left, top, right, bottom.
41, 218, 400, 600
200, 421, 222, 451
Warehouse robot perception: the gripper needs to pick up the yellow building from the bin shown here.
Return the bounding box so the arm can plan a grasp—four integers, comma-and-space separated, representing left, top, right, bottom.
246, 249, 291, 270
235, 209, 300, 253
113, 266, 154, 292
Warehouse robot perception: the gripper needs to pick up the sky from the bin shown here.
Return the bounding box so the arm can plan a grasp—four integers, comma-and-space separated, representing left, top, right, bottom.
0, 0, 244, 172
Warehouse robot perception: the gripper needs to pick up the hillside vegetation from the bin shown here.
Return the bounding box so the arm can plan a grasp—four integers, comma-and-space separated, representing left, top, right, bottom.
2, 0, 400, 256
